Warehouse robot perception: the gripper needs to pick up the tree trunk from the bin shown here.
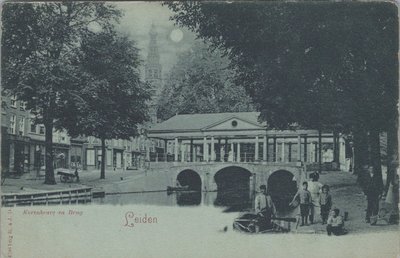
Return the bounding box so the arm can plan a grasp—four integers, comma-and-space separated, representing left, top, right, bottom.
353, 126, 369, 175
386, 116, 399, 223
100, 137, 106, 179
44, 118, 56, 185
333, 130, 339, 163
318, 129, 322, 173
369, 129, 383, 191
386, 123, 399, 189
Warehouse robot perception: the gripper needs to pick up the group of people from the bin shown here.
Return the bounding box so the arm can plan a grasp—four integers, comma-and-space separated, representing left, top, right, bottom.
288, 172, 346, 235
254, 166, 389, 236
254, 172, 345, 236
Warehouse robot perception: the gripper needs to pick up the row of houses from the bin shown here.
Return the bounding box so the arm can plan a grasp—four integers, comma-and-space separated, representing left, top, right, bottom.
1, 92, 165, 176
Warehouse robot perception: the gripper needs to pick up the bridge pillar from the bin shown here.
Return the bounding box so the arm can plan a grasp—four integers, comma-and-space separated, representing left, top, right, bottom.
297, 135, 301, 161
230, 142, 234, 161
263, 136, 267, 161
249, 173, 256, 196
211, 137, 215, 161
237, 143, 241, 162
203, 137, 208, 162
255, 136, 259, 161
174, 138, 179, 162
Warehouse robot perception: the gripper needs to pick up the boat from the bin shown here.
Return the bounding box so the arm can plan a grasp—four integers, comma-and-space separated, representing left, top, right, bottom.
233, 212, 296, 234
166, 185, 190, 192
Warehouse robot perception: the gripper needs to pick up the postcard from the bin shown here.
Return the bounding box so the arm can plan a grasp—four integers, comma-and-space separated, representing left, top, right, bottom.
1, 1, 399, 258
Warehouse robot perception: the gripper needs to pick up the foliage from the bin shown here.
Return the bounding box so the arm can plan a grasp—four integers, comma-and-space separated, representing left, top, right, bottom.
157, 42, 254, 121
166, 2, 398, 132
59, 29, 150, 140
2, 3, 122, 184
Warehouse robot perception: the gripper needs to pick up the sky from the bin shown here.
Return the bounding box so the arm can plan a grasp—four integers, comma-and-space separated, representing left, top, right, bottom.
115, 2, 197, 76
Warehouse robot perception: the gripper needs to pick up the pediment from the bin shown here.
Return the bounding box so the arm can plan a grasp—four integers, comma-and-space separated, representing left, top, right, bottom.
203, 116, 265, 131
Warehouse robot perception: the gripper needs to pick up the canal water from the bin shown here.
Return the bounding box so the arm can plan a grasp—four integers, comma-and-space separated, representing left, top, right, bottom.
93, 189, 297, 219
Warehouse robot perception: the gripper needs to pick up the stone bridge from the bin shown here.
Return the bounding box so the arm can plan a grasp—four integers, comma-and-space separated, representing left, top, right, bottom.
149, 161, 306, 192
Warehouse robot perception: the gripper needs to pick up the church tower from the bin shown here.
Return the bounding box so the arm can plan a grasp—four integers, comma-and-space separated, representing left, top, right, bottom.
145, 23, 163, 123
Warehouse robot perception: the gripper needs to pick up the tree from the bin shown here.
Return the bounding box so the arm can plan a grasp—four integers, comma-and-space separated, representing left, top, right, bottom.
2, 3, 121, 184
166, 2, 398, 190
58, 30, 150, 179
157, 41, 254, 121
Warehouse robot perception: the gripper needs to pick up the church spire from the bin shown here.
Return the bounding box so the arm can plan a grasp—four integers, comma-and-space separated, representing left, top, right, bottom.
145, 23, 161, 82
145, 24, 163, 124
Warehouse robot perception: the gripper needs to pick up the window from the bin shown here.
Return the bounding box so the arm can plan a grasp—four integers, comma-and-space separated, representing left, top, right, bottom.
86, 149, 95, 166
10, 95, 17, 108
18, 117, 25, 136
39, 125, 45, 135
107, 150, 112, 166
20, 101, 26, 111
30, 120, 36, 133
10, 115, 16, 134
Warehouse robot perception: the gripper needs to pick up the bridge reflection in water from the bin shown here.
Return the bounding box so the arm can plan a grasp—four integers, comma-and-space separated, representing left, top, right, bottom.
95, 166, 298, 215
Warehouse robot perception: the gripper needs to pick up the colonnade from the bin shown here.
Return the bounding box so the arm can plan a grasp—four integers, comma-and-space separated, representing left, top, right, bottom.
166, 134, 331, 163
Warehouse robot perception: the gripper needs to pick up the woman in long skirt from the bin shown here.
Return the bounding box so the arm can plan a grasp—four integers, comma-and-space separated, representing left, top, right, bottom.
308, 172, 323, 224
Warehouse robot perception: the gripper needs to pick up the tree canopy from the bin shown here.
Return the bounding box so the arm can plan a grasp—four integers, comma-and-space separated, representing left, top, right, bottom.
59, 29, 150, 179
157, 41, 254, 121
166, 2, 398, 132
166, 2, 399, 197
2, 3, 122, 183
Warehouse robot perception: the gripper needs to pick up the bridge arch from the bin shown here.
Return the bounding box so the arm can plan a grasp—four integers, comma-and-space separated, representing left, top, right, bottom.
213, 166, 253, 209
267, 169, 298, 211
176, 169, 202, 191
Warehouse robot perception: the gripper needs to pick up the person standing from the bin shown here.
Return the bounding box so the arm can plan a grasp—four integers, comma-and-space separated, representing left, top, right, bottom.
255, 185, 276, 228
319, 185, 332, 224
308, 172, 323, 224
365, 166, 383, 225
290, 182, 312, 226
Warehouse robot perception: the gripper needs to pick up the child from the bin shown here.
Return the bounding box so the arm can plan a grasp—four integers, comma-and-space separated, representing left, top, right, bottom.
319, 185, 332, 224
290, 182, 311, 226
327, 208, 344, 236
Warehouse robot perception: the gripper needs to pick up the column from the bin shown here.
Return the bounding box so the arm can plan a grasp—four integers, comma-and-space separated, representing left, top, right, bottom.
181, 143, 185, 162
174, 138, 179, 162
237, 142, 241, 162
281, 139, 285, 162
314, 142, 318, 162
217, 138, 222, 161
210, 137, 215, 161
303, 135, 308, 162
203, 137, 208, 162
297, 135, 301, 161
275, 138, 279, 162
273, 136, 277, 162
288, 142, 292, 162
230, 142, 234, 161
263, 136, 267, 161
164, 139, 168, 162
193, 145, 197, 162
224, 138, 228, 162
255, 136, 259, 161
190, 139, 194, 162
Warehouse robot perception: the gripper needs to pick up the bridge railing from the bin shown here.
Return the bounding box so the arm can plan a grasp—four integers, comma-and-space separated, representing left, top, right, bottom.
148, 152, 302, 164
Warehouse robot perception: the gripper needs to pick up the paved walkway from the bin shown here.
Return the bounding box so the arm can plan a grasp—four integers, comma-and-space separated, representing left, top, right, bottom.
1, 168, 146, 194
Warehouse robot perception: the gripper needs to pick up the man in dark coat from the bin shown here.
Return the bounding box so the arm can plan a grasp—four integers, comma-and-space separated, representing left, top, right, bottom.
364, 166, 383, 225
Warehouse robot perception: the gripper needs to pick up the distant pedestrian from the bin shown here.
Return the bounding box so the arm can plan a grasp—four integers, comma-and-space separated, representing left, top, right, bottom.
319, 185, 332, 224
290, 182, 312, 226
327, 208, 345, 236
74, 168, 80, 183
364, 166, 383, 225
308, 172, 323, 224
